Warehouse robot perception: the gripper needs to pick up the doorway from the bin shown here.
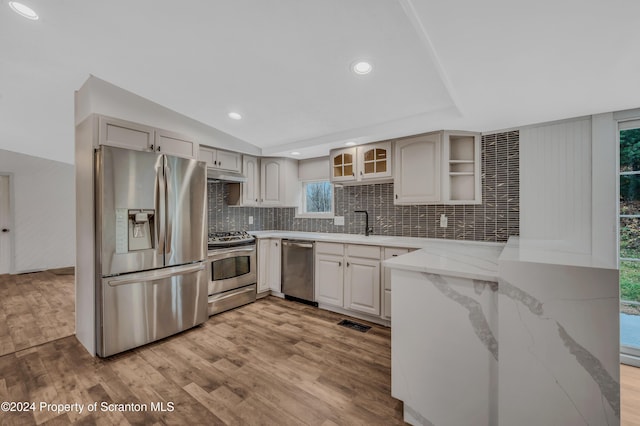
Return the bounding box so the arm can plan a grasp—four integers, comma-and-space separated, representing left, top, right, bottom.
619, 120, 640, 365
0, 174, 12, 274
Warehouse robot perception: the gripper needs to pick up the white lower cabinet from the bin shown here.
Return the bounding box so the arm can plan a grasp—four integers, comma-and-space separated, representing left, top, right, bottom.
268, 239, 281, 292
257, 238, 281, 294
382, 247, 411, 320
315, 242, 382, 316
344, 257, 380, 315
315, 253, 344, 306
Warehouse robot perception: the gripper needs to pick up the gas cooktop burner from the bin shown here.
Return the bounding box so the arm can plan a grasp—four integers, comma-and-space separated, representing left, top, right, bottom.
207, 231, 255, 248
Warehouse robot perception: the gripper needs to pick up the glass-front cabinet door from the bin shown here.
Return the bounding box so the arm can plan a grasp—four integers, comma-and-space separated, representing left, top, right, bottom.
331, 148, 357, 182
358, 142, 392, 180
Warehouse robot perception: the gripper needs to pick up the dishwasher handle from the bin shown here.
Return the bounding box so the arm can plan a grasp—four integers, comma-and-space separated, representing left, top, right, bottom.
282, 240, 314, 249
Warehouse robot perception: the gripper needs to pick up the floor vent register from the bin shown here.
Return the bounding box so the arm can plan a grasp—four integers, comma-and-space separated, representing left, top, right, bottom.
337, 319, 371, 333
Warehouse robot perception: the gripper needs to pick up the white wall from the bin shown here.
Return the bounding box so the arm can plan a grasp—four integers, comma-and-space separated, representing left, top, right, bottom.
0, 148, 75, 273
519, 114, 619, 267
520, 117, 593, 254
298, 156, 329, 181
75, 75, 261, 156
591, 113, 618, 267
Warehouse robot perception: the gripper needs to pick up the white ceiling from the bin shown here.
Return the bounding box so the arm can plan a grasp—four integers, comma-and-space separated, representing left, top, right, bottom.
2, 0, 639, 164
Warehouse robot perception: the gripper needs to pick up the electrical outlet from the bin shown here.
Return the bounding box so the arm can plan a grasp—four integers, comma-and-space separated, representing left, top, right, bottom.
248, 216, 254, 225
334, 216, 345, 226
439, 214, 448, 228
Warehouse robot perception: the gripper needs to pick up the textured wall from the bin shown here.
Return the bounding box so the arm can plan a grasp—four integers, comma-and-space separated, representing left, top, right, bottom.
208, 131, 519, 242
207, 183, 277, 234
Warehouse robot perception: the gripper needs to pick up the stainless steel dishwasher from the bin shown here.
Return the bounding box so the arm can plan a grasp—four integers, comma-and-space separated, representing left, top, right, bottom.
281, 240, 316, 306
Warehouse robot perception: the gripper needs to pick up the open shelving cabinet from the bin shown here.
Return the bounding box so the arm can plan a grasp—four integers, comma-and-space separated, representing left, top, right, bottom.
443, 132, 481, 204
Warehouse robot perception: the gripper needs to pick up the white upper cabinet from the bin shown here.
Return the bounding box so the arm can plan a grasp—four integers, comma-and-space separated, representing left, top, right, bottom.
216, 150, 242, 172
442, 131, 482, 204
155, 129, 196, 159
198, 146, 242, 172
242, 155, 260, 206
98, 116, 197, 159
394, 133, 441, 204
99, 116, 154, 151
330, 142, 393, 184
260, 158, 299, 207
358, 142, 392, 181
330, 147, 357, 183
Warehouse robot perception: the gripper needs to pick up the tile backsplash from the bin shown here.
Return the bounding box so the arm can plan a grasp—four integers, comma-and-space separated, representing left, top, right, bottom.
208, 131, 519, 242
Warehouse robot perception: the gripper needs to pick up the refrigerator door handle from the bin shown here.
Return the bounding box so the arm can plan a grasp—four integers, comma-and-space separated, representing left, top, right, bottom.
107, 263, 205, 286
156, 158, 166, 256
164, 159, 172, 255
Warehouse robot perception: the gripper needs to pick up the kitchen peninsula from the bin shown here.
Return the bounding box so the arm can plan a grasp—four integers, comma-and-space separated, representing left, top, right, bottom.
385, 236, 619, 426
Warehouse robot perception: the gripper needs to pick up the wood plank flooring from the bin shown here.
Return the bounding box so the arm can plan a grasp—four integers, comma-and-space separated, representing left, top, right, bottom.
623, 364, 640, 426
0, 296, 405, 425
1, 270, 640, 425
0, 271, 75, 356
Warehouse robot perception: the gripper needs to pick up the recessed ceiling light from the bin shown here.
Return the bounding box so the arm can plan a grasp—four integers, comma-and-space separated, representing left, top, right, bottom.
352, 61, 372, 75
345, 141, 357, 146
8, 2, 38, 20
290, 151, 301, 156
228, 112, 242, 120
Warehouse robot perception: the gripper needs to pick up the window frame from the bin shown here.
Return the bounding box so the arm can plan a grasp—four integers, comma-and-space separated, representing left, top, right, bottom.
618, 118, 640, 364
296, 179, 335, 218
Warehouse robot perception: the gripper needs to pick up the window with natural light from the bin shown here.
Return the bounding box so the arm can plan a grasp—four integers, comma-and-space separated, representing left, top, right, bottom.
301, 181, 333, 216
619, 122, 640, 359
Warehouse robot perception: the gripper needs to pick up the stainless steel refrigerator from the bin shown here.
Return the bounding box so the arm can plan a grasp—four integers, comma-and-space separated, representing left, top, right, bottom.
95, 145, 208, 357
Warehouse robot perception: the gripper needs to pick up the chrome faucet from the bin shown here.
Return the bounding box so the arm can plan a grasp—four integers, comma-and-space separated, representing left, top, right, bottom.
354, 210, 372, 236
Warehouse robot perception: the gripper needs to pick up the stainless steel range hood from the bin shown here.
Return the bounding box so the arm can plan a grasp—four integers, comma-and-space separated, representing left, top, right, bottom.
206, 168, 247, 183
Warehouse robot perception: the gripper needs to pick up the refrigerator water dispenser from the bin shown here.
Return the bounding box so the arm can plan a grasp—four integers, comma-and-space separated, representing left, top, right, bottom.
127, 209, 155, 251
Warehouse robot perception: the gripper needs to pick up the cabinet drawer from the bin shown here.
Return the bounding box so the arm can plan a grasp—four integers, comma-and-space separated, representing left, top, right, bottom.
346, 244, 381, 260
316, 242, 344, 256
383, 247, 410, 260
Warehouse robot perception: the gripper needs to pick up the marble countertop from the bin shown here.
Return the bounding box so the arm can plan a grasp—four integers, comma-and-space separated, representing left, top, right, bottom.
250, 230, 504, 281
383, 242, 503, 281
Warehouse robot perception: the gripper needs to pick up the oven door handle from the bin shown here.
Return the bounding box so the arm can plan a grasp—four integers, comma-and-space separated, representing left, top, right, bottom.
209, 246, 256, 260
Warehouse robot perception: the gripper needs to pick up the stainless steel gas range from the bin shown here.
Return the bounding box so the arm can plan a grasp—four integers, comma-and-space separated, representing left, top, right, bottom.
207, 231, 257, 316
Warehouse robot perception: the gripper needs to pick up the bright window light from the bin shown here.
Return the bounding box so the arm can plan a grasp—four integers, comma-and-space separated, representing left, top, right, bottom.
303, 181, 333, 214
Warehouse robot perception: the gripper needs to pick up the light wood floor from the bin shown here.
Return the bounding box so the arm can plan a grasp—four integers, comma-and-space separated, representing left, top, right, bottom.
623, 364, 640, 426
1, 272, 640, 425
0, 296, 405, 425
0, 270, 75, 356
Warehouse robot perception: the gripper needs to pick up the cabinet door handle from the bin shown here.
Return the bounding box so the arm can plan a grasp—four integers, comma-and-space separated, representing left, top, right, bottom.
392, 254, 398, 257
347, 262, 350, 267
255, 198, 258, 202
218, 161, 221, 166
352, 172, 355, 177
395, 194, 398, 199
360, 171, 363, 175
157, 145, 161, 152
338, 261, 342, 267
150, 144, 154, 151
